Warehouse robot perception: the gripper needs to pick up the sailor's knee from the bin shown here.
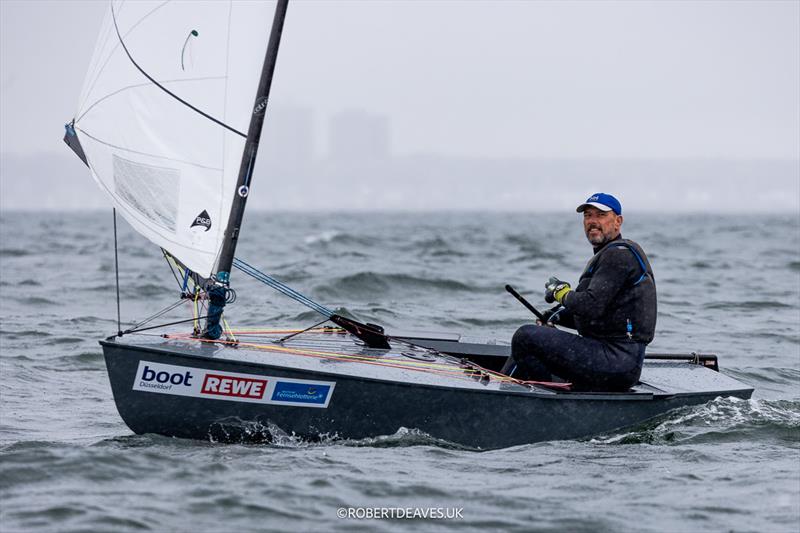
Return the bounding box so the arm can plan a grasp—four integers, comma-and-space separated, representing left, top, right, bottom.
512, 324, 539, 344
512, 324, 541, 358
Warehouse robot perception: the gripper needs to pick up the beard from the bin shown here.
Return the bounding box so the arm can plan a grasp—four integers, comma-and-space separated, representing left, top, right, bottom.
586, 226, 613, 246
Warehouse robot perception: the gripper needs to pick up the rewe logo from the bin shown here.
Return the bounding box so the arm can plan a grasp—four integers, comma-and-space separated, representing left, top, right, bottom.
140, 365, 194, 386
201, 373, 267, 399
190, 210, 211, 232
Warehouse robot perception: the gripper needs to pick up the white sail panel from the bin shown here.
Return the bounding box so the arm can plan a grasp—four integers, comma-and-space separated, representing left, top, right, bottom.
73, 0, 274, 277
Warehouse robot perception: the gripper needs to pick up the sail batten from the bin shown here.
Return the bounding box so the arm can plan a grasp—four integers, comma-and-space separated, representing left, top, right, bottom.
67, 0, 276, 278
108, 1, 247, 139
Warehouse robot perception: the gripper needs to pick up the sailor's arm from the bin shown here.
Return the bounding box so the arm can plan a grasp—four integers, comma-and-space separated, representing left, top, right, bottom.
545, 306, 576, 329
561, 248, 639, 319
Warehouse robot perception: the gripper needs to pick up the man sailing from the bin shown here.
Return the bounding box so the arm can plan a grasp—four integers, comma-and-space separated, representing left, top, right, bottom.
503, 193, 657, 392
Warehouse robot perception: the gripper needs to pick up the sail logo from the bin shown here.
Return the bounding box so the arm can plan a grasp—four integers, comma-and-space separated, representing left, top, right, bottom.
271, 381, 331, 405
190, 210, 212, 232
253, 96, 268, 116
201, 373, 267, 399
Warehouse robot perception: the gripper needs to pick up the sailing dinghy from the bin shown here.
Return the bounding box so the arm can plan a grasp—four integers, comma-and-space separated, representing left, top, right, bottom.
65, 0, 753, 449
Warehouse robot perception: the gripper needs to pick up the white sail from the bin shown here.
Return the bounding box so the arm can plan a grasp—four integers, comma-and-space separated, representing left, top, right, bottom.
72, 0, 275, 277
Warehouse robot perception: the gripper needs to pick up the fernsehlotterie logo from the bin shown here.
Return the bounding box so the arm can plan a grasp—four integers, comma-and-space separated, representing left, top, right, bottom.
271, 381, 331, 405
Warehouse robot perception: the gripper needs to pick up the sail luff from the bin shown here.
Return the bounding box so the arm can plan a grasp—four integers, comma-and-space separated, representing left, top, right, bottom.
214, 0, 290, 285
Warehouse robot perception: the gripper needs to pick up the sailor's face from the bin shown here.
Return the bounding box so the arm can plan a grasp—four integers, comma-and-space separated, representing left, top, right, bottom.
582, 206, 623, 246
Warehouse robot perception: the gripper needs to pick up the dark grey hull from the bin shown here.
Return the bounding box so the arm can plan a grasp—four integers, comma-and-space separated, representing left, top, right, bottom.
102, 333, 753, 450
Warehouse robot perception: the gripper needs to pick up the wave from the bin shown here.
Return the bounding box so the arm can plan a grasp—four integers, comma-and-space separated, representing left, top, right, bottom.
725, 367, 800, 397
120, 282, 175, 298
200, 419, 476, 451
690, 260, 721, 269
452, 316, 520, 328
303, 231, 379, 248
13, 296, 59, 306
340, 427, 474, 451
64, 315, 111, 325
0, 329, 52, 339
313, 271, 474, 299
503, 234, 561, 257
41, 335, 86, 346
403, 236, 468, 258
0, 248, 32, 258
704, 301, 794, 310
591, 397, 800, 446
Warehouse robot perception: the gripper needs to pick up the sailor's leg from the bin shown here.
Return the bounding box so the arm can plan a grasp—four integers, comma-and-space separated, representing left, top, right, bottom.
506, 324, 555, 381
504, 325, 644, 390
526, 330, 645, 391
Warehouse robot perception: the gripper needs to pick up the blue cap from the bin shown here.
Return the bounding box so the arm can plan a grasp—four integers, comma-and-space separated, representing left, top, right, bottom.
576, 193, 622, 215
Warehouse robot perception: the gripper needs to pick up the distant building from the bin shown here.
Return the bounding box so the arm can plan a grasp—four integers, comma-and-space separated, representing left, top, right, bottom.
262, 106, 314, 167
328, 110, 390, 160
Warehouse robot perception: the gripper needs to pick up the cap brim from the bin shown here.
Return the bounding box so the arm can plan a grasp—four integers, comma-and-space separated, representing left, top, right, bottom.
576, 202, 613, 213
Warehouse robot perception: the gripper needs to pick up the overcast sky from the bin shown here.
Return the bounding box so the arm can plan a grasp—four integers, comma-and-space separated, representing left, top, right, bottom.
2, 0, 799, 159
0, 0, 798, 211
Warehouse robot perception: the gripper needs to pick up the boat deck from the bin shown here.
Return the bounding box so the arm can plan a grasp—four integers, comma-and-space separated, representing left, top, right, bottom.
112, 328, 753, 400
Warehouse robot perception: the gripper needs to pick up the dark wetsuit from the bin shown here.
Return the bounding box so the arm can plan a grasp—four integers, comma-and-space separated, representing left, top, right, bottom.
508, 236, 657, 391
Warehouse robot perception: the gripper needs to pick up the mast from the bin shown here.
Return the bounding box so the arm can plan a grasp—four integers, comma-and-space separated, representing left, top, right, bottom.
215, 0, 289, 285
202, 0, 389, 348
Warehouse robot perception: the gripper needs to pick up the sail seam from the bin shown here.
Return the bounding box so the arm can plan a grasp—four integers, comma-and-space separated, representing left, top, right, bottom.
76, 127, 223, 171
76, 76, 230, 124
78, 0, 169, 116
109, 0, 247, 138
76, 7, 116, 114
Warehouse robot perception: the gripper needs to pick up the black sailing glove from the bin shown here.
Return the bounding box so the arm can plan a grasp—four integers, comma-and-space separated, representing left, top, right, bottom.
540, 307, 562, 325
544, 276, 572, 304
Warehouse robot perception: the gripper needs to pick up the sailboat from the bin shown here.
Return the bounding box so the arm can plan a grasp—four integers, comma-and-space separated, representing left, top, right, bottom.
64, 0, 752, 449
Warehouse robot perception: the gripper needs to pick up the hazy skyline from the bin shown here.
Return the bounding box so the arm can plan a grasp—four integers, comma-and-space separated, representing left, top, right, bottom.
1, 0, 798, 212
2, 0, 799, 158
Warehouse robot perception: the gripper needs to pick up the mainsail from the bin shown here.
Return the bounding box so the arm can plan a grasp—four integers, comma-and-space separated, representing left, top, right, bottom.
65, 0, 277, 278
67, 0, 387, 346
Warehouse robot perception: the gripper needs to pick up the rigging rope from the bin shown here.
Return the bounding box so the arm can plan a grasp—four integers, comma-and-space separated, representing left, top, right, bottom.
126, 298, 189, 332
168, 334, 487, 378
160, 331, 572, 390
162, 248, 184, 292
124, 315, 209, 335
193, 289, 201, 334
233, 257, 334, 317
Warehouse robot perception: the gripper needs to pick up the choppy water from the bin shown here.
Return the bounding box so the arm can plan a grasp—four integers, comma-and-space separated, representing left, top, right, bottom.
1, 211, 798, 532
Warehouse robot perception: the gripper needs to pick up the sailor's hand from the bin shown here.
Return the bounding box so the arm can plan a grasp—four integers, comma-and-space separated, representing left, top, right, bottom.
542, 308, 560, 324
544, 276, 571, 304
536, 308, 560, 327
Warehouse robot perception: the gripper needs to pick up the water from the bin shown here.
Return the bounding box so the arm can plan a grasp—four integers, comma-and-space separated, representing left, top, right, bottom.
1, 211, 798, 532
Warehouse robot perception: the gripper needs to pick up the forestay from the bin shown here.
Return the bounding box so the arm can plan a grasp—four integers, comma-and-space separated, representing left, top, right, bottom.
70, 0, 275, 277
